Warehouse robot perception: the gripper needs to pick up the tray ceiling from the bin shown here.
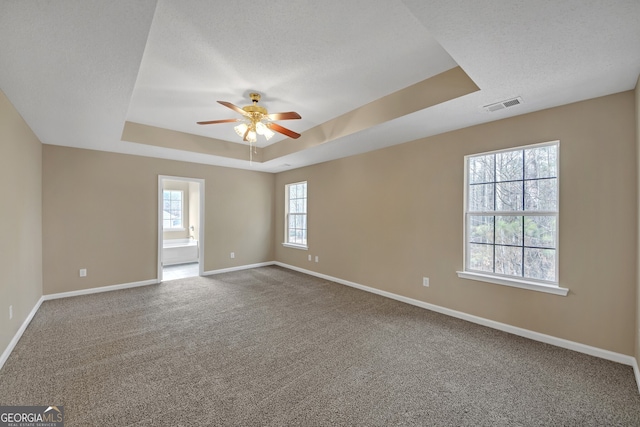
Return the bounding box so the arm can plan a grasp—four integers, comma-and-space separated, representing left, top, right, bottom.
1, 1, 639, 172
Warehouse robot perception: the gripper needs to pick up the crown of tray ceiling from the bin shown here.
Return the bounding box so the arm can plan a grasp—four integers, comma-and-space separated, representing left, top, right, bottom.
0, 0, 638, 172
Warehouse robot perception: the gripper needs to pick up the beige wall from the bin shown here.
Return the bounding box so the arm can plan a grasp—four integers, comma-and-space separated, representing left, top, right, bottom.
2, 84, 637, 361
275, 91, 637, 355
0, 90, 43, 354
42, 146, 275, 294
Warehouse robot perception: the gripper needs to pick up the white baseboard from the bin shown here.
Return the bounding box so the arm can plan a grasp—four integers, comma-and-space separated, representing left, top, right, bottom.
43, 278, 159, 301
4, 263, 639, 395
1, 278, 159, 371
202, 261, 275, 277
275, 262, 637, 368
0, 295, 45, 371
633, 358, 640, 394
1, 265, 273, 370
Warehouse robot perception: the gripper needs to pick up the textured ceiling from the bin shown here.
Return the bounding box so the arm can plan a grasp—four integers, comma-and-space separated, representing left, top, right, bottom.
127, 0, 457, 145
1, 0, 639, 173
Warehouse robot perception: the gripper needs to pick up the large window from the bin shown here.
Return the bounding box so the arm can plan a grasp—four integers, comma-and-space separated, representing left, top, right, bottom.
163, 190, 184, 230
284, 181, 307, 248
459, 141, 565, 294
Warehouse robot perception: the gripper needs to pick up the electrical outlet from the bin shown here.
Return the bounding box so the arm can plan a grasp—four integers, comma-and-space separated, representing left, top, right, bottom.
315, 256, 319, 263
423, 277, 429, 287
9, 305, 12, 320
230, 252, 235, 259
308, 254, 312, 261
79, 268, 87, 277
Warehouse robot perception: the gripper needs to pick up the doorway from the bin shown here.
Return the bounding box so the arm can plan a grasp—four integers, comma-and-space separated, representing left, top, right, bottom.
158, 176, 205, 282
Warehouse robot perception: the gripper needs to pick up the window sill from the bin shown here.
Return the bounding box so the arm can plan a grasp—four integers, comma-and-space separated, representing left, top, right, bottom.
164, 228, 186, 232
282, 243, 308, 250
456, 271, 569, 296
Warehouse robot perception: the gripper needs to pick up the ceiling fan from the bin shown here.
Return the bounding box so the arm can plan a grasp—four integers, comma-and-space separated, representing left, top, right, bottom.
197, 93, 301, 143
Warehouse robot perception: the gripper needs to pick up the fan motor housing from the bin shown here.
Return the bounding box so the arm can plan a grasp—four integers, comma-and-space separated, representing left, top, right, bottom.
243, 105, 267, 115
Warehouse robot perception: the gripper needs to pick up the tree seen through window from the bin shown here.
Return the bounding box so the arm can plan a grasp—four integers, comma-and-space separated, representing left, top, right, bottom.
466, 142, 558, 283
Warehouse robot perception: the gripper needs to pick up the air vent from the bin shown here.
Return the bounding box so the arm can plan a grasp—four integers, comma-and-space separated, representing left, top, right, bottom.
483, 97, 523, 112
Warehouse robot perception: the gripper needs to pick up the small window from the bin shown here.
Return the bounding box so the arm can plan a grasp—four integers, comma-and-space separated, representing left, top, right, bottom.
459, 141, 564, 294
284, 181, 307, 248
163, 190, 184, 230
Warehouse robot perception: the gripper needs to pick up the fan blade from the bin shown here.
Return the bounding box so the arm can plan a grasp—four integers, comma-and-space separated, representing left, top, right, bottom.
243, 127, 250, 141
218, 101, 249, 116
268, 122, 301, 139
266, 111, 301, 121
197, 118, 241, 125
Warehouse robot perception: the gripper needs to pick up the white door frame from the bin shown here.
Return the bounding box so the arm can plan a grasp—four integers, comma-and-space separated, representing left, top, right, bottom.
158, 175, 205, 282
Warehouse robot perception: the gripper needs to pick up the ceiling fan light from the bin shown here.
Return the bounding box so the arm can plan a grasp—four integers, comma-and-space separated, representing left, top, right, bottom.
234, 123, 248, 137
255, 121, 267, 135
198, 93, 301, 152
263, 127, 275, 140
256, 122, 275, 140
246, 131, 257, 143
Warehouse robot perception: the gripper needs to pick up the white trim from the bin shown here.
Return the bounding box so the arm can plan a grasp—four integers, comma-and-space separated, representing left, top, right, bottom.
462, 140, 561, 287
284, 181, 308, 248
633, 358, 640, 395
467, 140, 560, 158
202, 261, 275, 277
275, 262, 634, 368
1, 278, 157, 371
158, 175, 206, 281
0, 296, 45, 371
158, 176, 163, 281
2, 263, 638, 395
43, 279, 158, 301
282, 243, 308, 250
0, 262, 267, 371
456, 271, 569, 296
162, 189, 185, 230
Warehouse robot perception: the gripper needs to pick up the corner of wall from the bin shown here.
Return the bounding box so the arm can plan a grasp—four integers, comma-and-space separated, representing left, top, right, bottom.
0, 89, 44, 369
635, 73, 640, 391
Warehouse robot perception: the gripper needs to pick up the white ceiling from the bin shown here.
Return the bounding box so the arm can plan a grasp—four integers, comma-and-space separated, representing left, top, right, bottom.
1, 0, 639, 173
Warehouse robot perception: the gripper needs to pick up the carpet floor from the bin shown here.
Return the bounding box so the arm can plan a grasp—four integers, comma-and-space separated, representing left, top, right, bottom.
1, 266, 639, 426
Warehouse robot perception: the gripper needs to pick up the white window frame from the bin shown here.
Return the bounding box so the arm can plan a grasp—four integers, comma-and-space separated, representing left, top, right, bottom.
456, 141, 568, 296
283, 181, 308, 250
162, 189, 185, 231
